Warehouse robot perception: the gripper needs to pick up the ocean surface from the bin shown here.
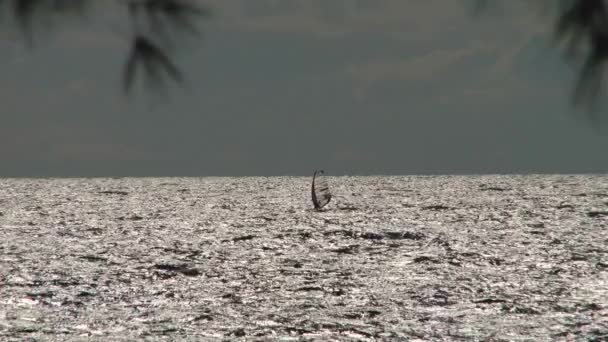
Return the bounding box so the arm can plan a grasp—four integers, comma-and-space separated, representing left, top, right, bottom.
1, 175, 607, 340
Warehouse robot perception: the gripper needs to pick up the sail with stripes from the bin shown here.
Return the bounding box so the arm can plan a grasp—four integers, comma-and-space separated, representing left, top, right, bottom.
311, 170, 332, 210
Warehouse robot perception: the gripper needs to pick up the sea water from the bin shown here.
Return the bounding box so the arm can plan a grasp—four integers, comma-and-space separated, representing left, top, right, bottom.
1, 175, 607, 340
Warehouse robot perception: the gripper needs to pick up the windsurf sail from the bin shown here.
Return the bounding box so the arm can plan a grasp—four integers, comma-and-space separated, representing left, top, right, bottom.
311, 170, 332, 210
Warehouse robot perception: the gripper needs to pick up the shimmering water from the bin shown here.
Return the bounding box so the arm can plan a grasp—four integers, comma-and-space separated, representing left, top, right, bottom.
1, 175, 607, 340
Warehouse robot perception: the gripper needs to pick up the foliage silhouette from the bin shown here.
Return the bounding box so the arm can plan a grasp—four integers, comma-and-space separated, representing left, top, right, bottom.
3, 0, 608, 108
475, 0, 608, 111
554, 0, 608, 110
0, 0, 208, 93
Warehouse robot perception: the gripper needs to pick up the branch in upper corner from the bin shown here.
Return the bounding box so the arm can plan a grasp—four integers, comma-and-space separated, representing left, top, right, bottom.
123, 35, 183, 94
128, 0, 209, 38
123, 0, 209, 94
1, 0, 93, 45
0, 0, 209, 96
554, 0, 608, 112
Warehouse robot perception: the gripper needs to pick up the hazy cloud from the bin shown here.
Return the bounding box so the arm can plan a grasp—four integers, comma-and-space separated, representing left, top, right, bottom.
205, 0, 467, 36
345, 44, 483, 97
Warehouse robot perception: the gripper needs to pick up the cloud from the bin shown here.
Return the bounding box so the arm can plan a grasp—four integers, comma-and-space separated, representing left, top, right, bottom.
48, 142, 157, 162
205, 0, 469, 37
203, 0, 549, 46
0, 119, 158, 165
201, 0, 556, 106
346, 44, 483, 84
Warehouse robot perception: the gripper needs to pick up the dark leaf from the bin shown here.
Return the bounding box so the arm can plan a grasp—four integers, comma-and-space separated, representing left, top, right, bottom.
129, 0, 208, 37
554, 0, 608, 108
123, 35, 183, 93
11, 0, 44, 41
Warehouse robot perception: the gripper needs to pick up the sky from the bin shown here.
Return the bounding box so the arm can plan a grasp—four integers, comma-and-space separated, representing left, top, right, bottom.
1, 0, 608, 177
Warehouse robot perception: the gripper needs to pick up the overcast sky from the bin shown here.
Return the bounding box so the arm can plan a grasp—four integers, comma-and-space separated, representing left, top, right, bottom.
1, 0, 607, 177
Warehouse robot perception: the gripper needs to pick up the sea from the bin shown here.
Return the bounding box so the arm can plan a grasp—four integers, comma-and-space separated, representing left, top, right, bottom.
1, 175, 607, 340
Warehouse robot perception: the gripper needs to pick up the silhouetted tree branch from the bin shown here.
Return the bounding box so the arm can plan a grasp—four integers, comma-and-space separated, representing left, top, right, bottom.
554, 0, 608, 110
476, 0, 608, 110
4, 0, 608, 109
0, 0, 208, 94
